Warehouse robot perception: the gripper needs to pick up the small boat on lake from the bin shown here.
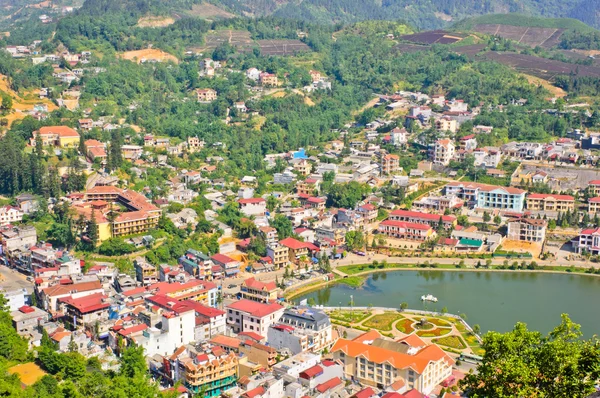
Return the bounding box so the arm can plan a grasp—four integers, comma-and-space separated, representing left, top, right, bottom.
421, 294, 438, 302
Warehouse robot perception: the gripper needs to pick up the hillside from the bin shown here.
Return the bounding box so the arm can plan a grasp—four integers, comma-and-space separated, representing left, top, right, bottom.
211, 0, 600, 30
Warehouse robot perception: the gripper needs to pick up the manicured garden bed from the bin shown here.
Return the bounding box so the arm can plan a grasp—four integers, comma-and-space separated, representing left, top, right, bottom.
329, 310, 371, 324
433, 335, 467, 350
395, 318, 415, 334
425, 317, 452, 327
416, 327, 452, 338
362, 312, 403, 331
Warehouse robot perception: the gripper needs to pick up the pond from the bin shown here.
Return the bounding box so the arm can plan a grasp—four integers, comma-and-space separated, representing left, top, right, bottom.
299, 270, 600, 336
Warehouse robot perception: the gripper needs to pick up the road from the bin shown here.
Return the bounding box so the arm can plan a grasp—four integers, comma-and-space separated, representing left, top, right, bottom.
0, 265, 32, 294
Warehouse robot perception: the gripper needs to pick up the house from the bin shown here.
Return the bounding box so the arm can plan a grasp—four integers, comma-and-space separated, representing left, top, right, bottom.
226, 299, 284, 337
412, 195, 461, 213
388, 209, 456, 230
507, 218, 547, 243
0, 206, 23, 226
431, 139, 455, 166
11, 305, 49, 334
259, 73, 278, 87
211, 253, 240, 278
196, 88, 217, 102
358, 203, 378, 224
296, 178, 320, 196
473, 125, 493, 134
378, 220, 435, 241
381, 154, 400, 174
526, 194, 574, 212
39, 280, 104, 312
268, 306, 333, 355
435, 117, 457, 133
85, 139, 107, 163
588, 197, 600, 214
459, 134, 477, 151
589, 180, 600, 197
15, 194, 39, 215
574, 227, 600, 255
331, 331, 454, 395
30, 126, 80, 148
240, 277, 279, 303
238, 198, 267, 217
246, 67, 261, 81
279, 237, 319, 264
134, 257, 158, 286
266, 244, 289, 269
57, 292, 110, 328
390, 127, 409, 147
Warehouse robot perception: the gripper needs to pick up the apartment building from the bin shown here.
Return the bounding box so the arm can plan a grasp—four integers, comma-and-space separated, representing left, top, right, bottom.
57, 292, 110, 328
588, 197, 600, 214
259, 72, 278, 87
226, 299, 284, 337
134, 257, 158, 286
296, 178, 320, 196
267, 306, 333, 355
179, 249, 214, 280
412, 195, 461, 213
435, 117, 457, 133
240, 277, 279, 303
149, 280, 219, 308
381, 154, 400, 174
444, 182, 526, 212
388, 210, 456, 230
266, 244, 289, 269
526, 194, 574, 212
574, 227, 600, 255
238, 197, 267, 217
589, 180, 600, 197
0, 206, 24, 226
331, 331, 454, 395
507, 218, 547, 243
259, 226, 278, 247
431, 139, 455, 166
377, 220, 435, 241
279, 237, 319, 264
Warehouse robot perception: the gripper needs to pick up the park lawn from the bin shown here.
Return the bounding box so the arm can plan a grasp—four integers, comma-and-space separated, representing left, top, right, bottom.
433, 335, 467, 350
462, 332, 481, 347
416, 327, 452, 338
395, 318, 415, 334
337, 263, 416, 275
329, 310, 371, 324
425, 317, 452, 327
362, 312, 403, 331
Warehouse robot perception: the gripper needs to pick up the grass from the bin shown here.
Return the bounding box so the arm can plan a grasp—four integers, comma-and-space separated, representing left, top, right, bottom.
362, 312, 403, 331
395, 318, 415, 334
336, 276, 366, 287
433, 335, 467, 350
329, 310, 371, 324
414, 321, 435, 330
425, 317, 452, 327
462, 333, 481, 347
416, 327, 452, 338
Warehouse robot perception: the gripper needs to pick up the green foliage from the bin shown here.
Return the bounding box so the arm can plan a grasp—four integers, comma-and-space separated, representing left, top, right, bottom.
454, 14, 597, 32
461, 314, 600, 397
98, 238, 136, 256
271, 214, 293, 240
325, 182, 370, 209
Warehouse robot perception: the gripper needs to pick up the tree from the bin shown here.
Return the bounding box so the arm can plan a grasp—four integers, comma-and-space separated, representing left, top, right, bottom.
120, 345, 147, 378
271, 214, 293, 240
400, 302, 408, 311
461, 315, 600, 398
345, 231, 365, 251
87, 209, 99, 248
472, 324, 481, 335
493, 215, 502, 224
483, 211, 491, 223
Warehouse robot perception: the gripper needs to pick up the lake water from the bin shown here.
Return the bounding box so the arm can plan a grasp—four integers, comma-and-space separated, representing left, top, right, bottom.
298, 270, 600, 336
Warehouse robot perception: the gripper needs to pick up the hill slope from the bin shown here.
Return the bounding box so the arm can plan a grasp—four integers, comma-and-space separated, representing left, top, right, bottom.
212, 0, 600, 30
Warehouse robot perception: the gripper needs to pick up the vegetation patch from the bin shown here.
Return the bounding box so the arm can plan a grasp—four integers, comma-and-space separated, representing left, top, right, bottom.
416, 327, 452, 337
362, 312, 403, 331
336, 276, 366, 288
329, 310, 371, 324
433, 335, 467, 350
425, 317, 452, 327
395, 318, 415, 334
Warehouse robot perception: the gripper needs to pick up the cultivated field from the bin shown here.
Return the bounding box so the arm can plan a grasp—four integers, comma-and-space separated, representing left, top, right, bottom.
453, 44, 487, 57
120, 49, 179, 64
136, 16, 175, 28
187, 3, 235, 19
399, 30, 467, 45
473, 24, 564, 48
394, 43, 431, 54
198, 30, 253, 52
239, 39, 311, 56
483, 52, 600, 80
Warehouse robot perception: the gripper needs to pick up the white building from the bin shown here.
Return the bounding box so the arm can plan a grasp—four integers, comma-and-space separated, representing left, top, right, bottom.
137, 306, 196, 357
226, 299, 284, 337
0, 206, 24, 226
238, 198, 267, 217
432, 139, 455, 166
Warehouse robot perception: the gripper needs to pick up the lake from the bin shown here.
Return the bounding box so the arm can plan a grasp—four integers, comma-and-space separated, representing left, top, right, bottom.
298, 270, 600, 336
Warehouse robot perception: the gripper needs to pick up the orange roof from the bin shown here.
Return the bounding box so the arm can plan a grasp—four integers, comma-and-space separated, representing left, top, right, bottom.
352, 329, 382, 343
37, 126, 79, 137
210, 334, 242, 349
397, 333, 426, 348
242, 277, 277, 292
84, 139, 104, 147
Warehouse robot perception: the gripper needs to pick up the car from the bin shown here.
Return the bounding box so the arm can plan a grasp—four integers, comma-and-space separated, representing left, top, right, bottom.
354, 251, 366, 256
227, 284, 237, 289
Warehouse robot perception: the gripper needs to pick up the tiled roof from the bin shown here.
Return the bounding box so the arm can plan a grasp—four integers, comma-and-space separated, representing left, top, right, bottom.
379, 220, 432, 231
390, 209, 456, 223
527, 194, 574, 201
242, 277, 277, 292
226, 299, 283, 317
316, 377, 342, 393
38, 125, 79, 137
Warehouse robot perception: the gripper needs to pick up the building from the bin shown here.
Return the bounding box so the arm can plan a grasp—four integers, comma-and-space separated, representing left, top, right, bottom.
259, 73, 278, 87
589, 180, 600, 197
11, 305, 49, 334
259, 226, 278, 247
211, 253, 240, 278
85, 139, 107, 163
168, 345, 238, 397
435, 117, 457, 133
432, 139, 455, 166
279, 237, 319, 264
296, 179, 320, 196
377, 220, 435, 241
444, 182, 526, 212
507, 218, 547, 243
526, 194, 574, 212
268, 306, 333, 355
30, 126, 80, 148
179, 249, 213, 280
226, 299, 284, 337
39, 280, 104, 312
148, 280, 219, 308
266, 244, 289, 269
57, 292, 110, 328
0, 225, 36, 253
238, 198, 267, 217
138, 305, 196, 357
459, 134, 477, 151
134, 257, 158, 286
0, 206, 24, 226
240, 277, 279, 303
381, 154, 400, 174
388, 210, 456, 230
196, 88, 217, 102
331, 331, 454, 395
588, 197, 600, 214
574, 227, 600, 255
2, 288, 27, 312
412, 195, 461, 213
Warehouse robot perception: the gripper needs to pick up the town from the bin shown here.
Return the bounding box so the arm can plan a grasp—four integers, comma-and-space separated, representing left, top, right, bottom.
2, 2, 600, 398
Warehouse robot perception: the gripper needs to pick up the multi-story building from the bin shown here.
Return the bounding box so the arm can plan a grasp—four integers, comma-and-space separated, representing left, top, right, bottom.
0, 206, 24, 226
588, 197, 600, 214
266, 244, 289, 269
526, 194, 574, 212
149, 280, 219, 308
459, 134, 477, 151
435, 117, 458, 133
85, 139, 107, 163
267, 306, 333, 355
238, 197, 267, 217
0, 225, 36, 254
589, 180, 600, 197
412, 195, 461, 213
507, 218, 547, 243
388, 210, 456, 230
259, 226, 278, 247
240, 277, 279, 303
39, 279, 104, 312
381, 154, 400, 174
296, 178, 320, 196
30, 126, 80, 148
574, 227, 600, 255
168, 345, 238, 397
196, 88, 217, 102
472, 147, 502, 168
331, 331, 454, 395
431, 139, 455, 166
58, 292, 110, 328
259, 72, 278, 87
137, 305, 196, 357
134, 257, 158, 286
279, 237, 319, 264
444, 182, 526, 212
211, 253, 240, 278
11, 305, 49, 334
377, 220, 435, 241
358, 203, 378, 224
179, 249, 213, 280
226, 299, 284, 337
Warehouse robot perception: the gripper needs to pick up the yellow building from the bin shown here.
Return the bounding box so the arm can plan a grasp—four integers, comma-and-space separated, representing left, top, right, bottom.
30, 126, 80, 148
172, 347, 238, 396
240, 277, 279, 303
526, 194, 574, 212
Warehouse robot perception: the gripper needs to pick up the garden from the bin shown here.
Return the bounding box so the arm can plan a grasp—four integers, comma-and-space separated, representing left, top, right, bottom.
362, 312, 404, 331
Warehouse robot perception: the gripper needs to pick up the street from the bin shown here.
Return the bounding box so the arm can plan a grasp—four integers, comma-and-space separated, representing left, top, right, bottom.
0, 265, 32, 294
